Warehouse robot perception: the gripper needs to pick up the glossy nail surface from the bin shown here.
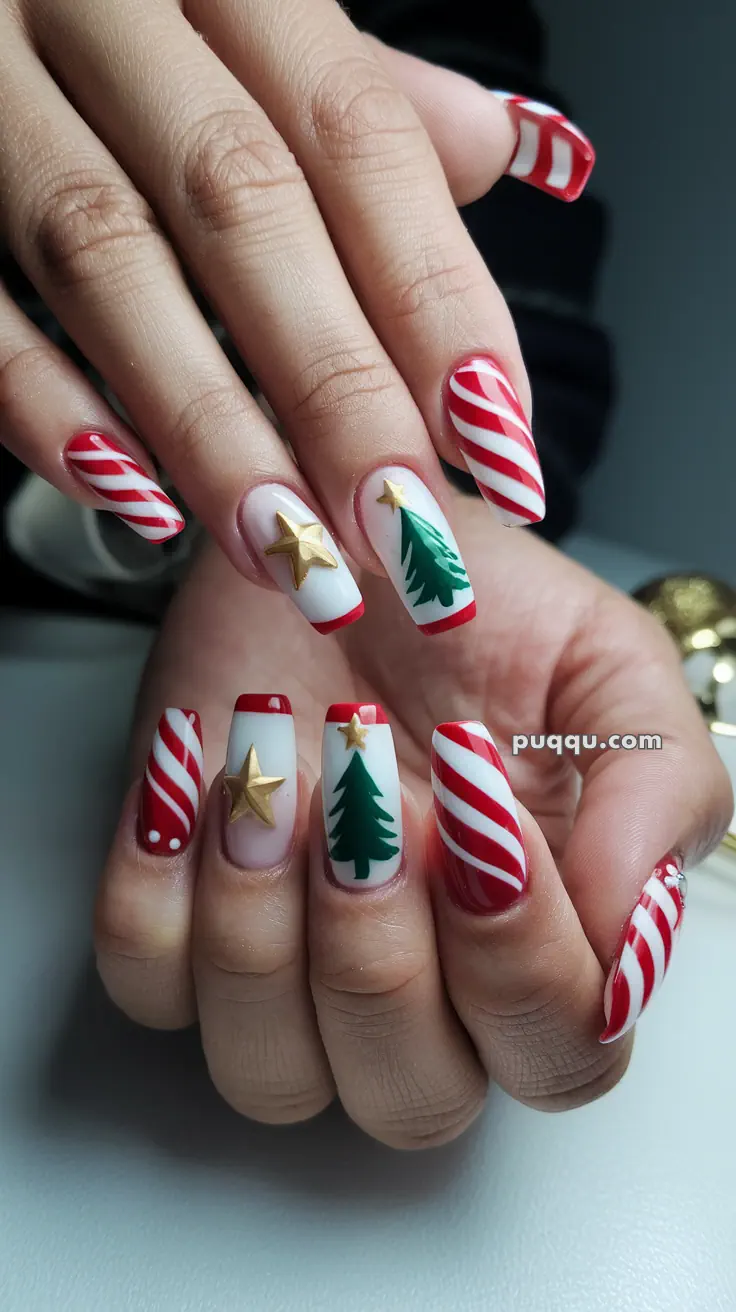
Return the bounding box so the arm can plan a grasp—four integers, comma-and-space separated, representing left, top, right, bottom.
358, 466, 475, 635
600, 855, 687, 1044
67, 432, 185, 542
138, 709, 203, 854
493, 92, 595, 201
222, 694, 297, 870
240, 484, 363, 634
431, 720, 527, 913
446, 355, 545, 527
322, 703, 402, 888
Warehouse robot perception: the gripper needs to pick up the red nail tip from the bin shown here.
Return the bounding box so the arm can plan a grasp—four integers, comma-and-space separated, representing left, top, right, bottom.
445, 355, 545, 527
233, 694, 293, 715
431, 720, 527, 916
138, 709, 203, 855
496, 94, 595, 201
311, 601, 365, 635
325, 703, 388, 725
66, 432, 185, 543
418, 600, 477, 635
599, 854, 686, 1044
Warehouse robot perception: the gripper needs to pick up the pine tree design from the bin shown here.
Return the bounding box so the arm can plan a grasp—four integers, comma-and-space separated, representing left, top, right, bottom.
328, 751, 399, 880
399, 506, 471, 609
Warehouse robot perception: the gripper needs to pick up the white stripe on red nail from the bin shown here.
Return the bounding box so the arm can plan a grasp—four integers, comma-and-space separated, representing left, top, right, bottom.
67, 432, 184, 543
493, 92, 595, 202
446, 356, 545, 527
600, 857, 687, 1043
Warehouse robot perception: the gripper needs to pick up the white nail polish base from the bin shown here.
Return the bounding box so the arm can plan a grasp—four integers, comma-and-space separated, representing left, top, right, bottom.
322, 717, 403, 888
225, 708, 297, 869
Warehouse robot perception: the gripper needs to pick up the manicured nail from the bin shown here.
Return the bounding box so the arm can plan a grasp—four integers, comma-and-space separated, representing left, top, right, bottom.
66, 432, 185, 543
138, 709, 203, 854
431, 720, 527, 914
446, 355, 545, 527
239, 484, 363, 634
493, 92, 595, 201
357, 466, 475, 635
322, 703, 402, 888
600, 855, 687, 1044
222, 694, 297, 869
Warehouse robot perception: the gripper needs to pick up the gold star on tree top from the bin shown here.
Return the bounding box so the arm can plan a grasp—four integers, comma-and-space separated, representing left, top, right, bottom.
223, 744, 285, 826
376, 479, 408, 512
264, 512, 338, 590
338, 713, 368, 750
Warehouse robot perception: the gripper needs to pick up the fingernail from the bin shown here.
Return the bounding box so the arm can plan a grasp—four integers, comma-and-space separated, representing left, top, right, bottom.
322, 703, 403, 888
138, 709, 203, 854
66, 432, 185, 543
446, 355, 545, 527
239, 484, 363, 634
222, 694, 298, 869
492, 92, 595, 201
431, 720, 527, 914
357, 466, 475, 635
600, 855, 687, 1044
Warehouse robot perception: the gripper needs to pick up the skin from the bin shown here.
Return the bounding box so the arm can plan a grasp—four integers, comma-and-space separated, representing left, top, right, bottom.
95, 495, 733, 1147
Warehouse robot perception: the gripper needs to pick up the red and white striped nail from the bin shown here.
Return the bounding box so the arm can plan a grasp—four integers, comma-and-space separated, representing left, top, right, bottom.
66, 432, 184, 543
138, 709, 203, 855
493, 93, 595, 202
431, 720, 527, 914
222, 694, 297, 870
445, 355, 545, 527
600, 855, 687, 1044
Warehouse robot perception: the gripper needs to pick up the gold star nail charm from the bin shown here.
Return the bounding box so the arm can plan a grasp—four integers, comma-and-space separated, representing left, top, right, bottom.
376, 479, 408, 512
264, 512, 338, 590
338, 713, 368, 750
223, 744, 285, 826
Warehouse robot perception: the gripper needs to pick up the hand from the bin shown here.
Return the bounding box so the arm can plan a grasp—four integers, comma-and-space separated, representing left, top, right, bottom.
0, 0, 593, 633
94, 499, 732, 1146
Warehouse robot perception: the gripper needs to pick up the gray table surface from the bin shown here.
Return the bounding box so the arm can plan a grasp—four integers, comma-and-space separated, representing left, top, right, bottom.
2, 533, 735, 1312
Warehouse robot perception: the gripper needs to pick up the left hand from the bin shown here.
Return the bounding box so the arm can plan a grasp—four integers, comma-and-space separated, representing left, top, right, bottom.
94, 499, 732, 1145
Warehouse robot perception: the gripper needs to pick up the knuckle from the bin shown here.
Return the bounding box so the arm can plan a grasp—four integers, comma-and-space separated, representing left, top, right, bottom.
27, 175, 160, 290
197, 931, 300, 994
165, 381, 248, 466
179, 107, 306, 233
515, 1042, 632, 1113
315, 946, 428, 1001
374, 1082, 487, 1150
289, 346, 397, 428
212, 1076, 334, 1126
307, 57, 423, 163
0, 342, 56, 413
381, 247, 480, 325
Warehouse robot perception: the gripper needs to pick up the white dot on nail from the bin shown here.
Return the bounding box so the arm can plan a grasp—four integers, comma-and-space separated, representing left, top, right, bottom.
666, 863, 677, 875
169, 838, 181, 851
148, 830, 160, 843
269, 696, 280, 709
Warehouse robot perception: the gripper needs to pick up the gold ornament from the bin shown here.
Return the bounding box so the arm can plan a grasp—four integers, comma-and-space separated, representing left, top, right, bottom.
264, 512, 337, 590
338, 713, 368, 750
223, 744, 285, 826
376, 479, 408, 513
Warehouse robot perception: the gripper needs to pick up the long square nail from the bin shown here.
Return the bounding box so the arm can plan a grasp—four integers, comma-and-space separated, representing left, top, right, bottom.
357, 466, 475, 634
493, 93, 595, 201
67, 432, 185, 542
138, 709, 203, 854
222, 694, 298, 869
322, 703, 403, 887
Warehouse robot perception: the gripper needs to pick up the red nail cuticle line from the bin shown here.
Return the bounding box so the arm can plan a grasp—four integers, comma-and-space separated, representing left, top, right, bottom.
445, 356, 545, 527
66, 432, 185, 543
493, 93, 595, 202
600, 855, 687, 1044
431, 720, 528, 914
138, 709, 203, 855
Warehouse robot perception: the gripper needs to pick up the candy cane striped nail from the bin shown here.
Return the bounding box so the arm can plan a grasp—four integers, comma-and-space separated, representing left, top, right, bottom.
66, 432, 185, 543
223, 694, 297, 870
446, 356, 545, 527
493, 93, 595, 202
138, 709, 203, 855
600, 856, 687, 1044
431, 721, 527, 914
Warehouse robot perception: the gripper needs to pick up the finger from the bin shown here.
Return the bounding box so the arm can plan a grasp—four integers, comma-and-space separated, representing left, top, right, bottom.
0, 22, 362, 630
192, 0, 549, 524
550, 595, 733, 1042
0, 280, 184, 541
194, 695, 333, 1124
309, 703, 486, 1149
94, 709, 204, 1029
24, 2, 473, 635
429, 718, 629, 1110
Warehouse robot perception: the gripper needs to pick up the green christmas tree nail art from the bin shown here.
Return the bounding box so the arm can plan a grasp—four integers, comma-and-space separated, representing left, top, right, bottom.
399, 506, 471, 609
322, 705, 403, 888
